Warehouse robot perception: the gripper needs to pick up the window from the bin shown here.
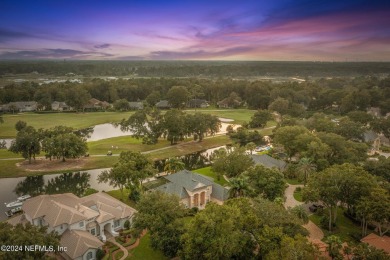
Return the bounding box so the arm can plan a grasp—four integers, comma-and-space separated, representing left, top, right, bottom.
79, 221, 84, 227
86, 251, 93, 260
91, 228, 96, 236
60, 224, 63, 230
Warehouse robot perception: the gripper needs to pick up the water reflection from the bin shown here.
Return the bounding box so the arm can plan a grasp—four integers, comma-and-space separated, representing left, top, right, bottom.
14, 172, 91, 198
154, 150, 212, 172
14, 176, 45, 197
45, 172, 91, 197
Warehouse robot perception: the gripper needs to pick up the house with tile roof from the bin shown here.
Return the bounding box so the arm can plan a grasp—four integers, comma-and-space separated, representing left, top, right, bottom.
361, 233, 390, 255
9, 192, 136, 260
154, 170, 229, 209
250, 154, 287, 171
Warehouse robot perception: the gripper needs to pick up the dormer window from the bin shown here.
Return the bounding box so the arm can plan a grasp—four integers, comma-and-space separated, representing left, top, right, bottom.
79, 221, 84, 227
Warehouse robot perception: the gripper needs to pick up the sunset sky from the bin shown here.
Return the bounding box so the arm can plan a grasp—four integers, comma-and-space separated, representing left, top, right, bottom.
1, 0, 389, 61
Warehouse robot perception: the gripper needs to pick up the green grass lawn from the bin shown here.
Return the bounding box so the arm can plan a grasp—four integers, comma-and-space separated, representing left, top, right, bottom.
185, 109, 256, 124
193, 166, 229, 186
105, 189, 138, 209
293, 188, 303, 202
128, 233, 167, 260
0, 111, 135, 138
0, 149, 22, 159
146, 135, 231, 160
309, 207, 362, 243
88, 136, 170, 155
0, 159, 26, 178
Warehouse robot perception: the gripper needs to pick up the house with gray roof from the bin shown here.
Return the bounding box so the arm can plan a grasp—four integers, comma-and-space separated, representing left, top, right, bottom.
1, 101, 38, 112
250, 154, 287, 171
155, 100, 171, 109
128, 101, 144, 110
51, 101, 72, 111
8, 192, 136, 260
154, 170, 229, 209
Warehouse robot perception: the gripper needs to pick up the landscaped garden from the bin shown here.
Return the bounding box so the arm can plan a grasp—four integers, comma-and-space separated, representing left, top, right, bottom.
309, 207, 364, 243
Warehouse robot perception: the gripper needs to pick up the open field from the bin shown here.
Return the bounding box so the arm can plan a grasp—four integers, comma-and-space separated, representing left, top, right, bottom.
185, 108, 256, 124
0, 149, 22, 159
0, 112, 135, 138
145, 135, 232, 160
88, 136, 171, 155
0, 135, 230, 178
1, 109, 257, 138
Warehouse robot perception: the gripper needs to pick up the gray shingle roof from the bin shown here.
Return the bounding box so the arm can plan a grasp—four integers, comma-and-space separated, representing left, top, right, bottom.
250, 154, 287, 171
155, 170, 229, 201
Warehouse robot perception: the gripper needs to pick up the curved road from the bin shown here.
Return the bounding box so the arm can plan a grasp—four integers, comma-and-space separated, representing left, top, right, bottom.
284, 184, 324, 241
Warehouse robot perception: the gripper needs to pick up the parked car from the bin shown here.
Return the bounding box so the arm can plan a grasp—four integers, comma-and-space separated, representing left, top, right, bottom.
309, 203, 324, 212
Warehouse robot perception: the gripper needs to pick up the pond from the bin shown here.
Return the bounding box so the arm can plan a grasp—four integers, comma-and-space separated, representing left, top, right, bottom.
0, 118, 240, 145
88, 123, 134, 141
154, 145, 228, 172
0, 168, 111, 222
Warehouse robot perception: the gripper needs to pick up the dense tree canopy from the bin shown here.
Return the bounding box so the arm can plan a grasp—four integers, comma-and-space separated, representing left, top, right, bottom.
0, 222, 60, 260
10, 125, 41, 163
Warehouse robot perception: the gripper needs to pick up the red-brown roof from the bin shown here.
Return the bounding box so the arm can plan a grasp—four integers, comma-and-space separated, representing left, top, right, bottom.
361, 233, 390, 254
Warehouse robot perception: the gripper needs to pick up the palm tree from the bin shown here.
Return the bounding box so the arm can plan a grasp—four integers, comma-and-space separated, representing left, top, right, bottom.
228, 177, 250, 198
164, 157, 185, 174
245, 142, 256, 155
326, 235, 343, 260
290, 205, 309, 224
297, 157, 316, 186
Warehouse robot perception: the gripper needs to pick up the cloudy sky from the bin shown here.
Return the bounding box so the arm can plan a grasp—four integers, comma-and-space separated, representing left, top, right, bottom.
1, 0, 389, 61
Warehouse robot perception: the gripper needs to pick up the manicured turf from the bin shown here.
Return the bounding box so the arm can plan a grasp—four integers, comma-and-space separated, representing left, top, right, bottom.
0, 149, 22, 159
146, 135, 232, 160
309, 207, 362, 243
193, 166, 229, 186
129, 233, 167, 260
0, 111, 135, 138
293, 188, 303, 202
88, 136, 170, 155
0, 159, 26, 178
185, 109, 256, 124
105, 189, 138, 209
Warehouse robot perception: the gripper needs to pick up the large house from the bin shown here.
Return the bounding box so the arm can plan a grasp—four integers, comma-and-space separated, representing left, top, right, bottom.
154, 170, 229, 209
0, 101, 38, 112
51, 101, 72, 111
187, 99, 209, 108
155, 100, 171, 109
8, 192, 136, 260
250, 154, 287, 171
84, 98, 111, 110
361, 233, 390, 255
128, 101, 144, 110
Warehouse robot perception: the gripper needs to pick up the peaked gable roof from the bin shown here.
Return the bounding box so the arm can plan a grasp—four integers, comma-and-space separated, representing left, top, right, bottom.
22, 192, 136, 227
361, 233, 390, 254
250, 154, 287, 170
61, 229, 104, 259
155, 170, 229, 201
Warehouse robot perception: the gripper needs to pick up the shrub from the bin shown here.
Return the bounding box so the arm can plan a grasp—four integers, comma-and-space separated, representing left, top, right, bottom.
124, 219, 130, 230
96, 248, 105, 260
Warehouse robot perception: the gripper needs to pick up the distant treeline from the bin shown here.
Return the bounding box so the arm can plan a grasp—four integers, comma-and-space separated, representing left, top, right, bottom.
0, 60, 389, 77
1, 76, 390, 115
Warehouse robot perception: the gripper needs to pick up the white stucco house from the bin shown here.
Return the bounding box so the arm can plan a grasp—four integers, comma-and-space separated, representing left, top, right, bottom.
8, 192, 136, 260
